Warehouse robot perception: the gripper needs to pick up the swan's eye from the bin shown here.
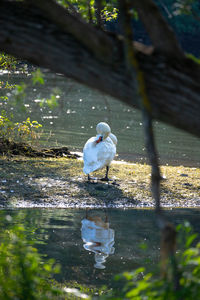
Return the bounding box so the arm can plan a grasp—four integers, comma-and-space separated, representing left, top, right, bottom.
96, 136, 103, 143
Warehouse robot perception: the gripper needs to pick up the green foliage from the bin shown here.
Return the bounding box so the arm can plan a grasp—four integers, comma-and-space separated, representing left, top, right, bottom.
100, 223, 200, 300
0, 80, 15, 90
15, 117, 43, 143
57, 0, 95, 21
0, 69, 44, 145
0, 215, 199, 300
0, 110, 14, 139
0, 53, 17, 71
45, 94, 59, 108
32, 68, 45, 85
40, 87, 61, 109
31, 69, 60, 108
13, 82, 27, 111
102, 6, 118, 22
0, 215, 63, 300
57, 0, 120, 24
0, 110, 43, 145
55, 0, 200, 49
11, 69, 59, 111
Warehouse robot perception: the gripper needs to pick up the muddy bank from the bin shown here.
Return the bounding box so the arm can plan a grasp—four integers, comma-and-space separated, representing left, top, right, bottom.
0, 138, 79, 158
0, 156, 199, 208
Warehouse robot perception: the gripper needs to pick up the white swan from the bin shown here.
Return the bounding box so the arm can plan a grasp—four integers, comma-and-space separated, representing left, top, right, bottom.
83, 122, 117, 181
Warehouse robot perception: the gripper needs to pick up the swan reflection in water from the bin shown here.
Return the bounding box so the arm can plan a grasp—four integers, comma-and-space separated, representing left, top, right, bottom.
81, 212, 115, 269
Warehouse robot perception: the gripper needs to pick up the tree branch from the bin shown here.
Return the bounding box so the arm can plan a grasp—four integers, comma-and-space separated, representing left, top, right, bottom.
131, 0, 184, 58
28, 0, 115, 63
0, 1, 200, 138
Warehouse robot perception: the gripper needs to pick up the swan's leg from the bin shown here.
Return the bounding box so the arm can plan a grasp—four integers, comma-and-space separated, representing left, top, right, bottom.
105, 166, 109, 180
100, 166, 110, 181
87, 174, 97, 183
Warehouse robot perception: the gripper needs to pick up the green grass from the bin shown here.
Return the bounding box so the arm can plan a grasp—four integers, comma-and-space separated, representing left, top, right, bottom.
0, 156, 199, 208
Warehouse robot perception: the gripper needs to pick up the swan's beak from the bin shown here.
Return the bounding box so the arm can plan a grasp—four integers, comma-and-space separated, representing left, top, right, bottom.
96, 136, 103, 144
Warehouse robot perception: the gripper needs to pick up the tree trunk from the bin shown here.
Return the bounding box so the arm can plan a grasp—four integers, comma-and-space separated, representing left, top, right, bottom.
0, 1, 200, 138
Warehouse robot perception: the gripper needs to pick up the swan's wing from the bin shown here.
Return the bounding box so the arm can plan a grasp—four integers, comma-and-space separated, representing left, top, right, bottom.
96, 138, 116, 167
83, 137, 97, 161
109, 133, 117, 145
83, 137, 102, 174
83, 137, 116, 174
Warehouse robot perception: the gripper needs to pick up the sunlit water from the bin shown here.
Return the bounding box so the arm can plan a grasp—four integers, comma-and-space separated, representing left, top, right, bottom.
1, 208, 200, 287
1, 71, 200, 290
1, 71, 200, 166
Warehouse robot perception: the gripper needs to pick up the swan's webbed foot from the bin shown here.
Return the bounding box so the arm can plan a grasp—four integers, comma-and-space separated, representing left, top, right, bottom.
111, 180, 120, 186
87, 174, 95, 182
87, 174, 97, 183
100, 176, 110, 182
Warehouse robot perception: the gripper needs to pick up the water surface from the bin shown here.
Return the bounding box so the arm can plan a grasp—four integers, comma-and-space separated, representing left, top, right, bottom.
2, 208, 200, 287
1, 72, 200, 167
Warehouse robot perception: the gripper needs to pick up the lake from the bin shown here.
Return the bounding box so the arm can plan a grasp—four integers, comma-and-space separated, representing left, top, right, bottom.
1, 71, 200, 167
1, 208, 200, 287
1, 71, 200, 290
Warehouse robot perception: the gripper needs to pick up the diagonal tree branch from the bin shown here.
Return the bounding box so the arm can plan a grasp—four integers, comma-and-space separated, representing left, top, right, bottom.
131, 0, 184, 58
28, 0, 116, 63
0, 1, 200, 138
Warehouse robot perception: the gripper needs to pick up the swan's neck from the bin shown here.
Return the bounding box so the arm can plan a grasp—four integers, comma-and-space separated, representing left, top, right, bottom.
102, 132, 109, 140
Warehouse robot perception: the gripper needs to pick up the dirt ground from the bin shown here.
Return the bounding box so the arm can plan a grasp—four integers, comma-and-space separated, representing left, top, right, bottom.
0, 156, 199, 208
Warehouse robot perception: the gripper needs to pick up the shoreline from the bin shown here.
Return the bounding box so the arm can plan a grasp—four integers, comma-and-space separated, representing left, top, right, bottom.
0, 156, 199, 209
73, 151, 200, 169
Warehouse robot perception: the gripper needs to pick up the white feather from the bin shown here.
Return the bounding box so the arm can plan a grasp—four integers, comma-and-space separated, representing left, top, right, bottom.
83, 123, 117, 175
